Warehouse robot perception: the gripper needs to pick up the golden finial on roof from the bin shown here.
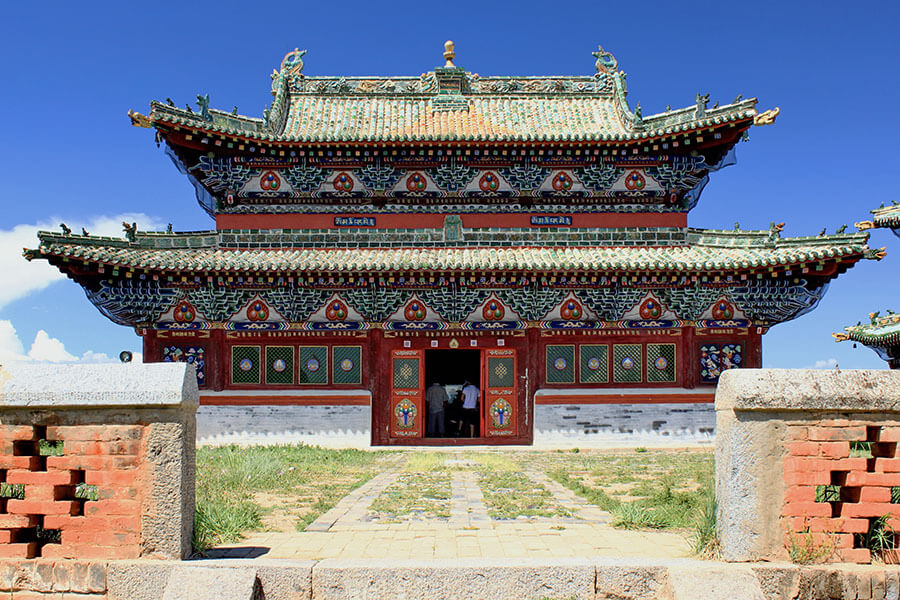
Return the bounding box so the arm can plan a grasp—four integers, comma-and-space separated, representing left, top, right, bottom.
443, 40, 456, 68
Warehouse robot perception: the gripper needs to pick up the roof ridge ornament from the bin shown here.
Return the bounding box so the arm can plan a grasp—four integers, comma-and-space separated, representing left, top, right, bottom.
443, 40, 456, 68
281, 48, 307, 75
754, 107, 780, 126
592, 45, 618, 74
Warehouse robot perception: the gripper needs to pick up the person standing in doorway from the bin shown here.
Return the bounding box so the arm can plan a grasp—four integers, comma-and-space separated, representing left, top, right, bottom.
460, 380, 480, 438
425, 382, 449, 436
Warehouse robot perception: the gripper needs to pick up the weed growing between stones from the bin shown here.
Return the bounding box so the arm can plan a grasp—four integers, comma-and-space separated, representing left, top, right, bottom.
856, 514, 898, 561
369, 472, 452, 520
787, 518, 836, 564
691, 491, 719, 558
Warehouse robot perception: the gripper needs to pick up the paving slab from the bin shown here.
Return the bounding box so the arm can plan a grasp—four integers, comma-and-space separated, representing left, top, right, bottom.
312, 558, 595, 600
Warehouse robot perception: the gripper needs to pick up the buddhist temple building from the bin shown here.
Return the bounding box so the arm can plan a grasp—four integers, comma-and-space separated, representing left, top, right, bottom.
26, 44, 883, 445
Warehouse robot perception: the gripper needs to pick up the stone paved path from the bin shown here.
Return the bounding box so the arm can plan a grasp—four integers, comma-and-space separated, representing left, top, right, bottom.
209, 453, 692, 561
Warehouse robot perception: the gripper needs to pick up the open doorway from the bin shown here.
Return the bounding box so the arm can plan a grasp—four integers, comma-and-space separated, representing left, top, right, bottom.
424, 349, 480, 438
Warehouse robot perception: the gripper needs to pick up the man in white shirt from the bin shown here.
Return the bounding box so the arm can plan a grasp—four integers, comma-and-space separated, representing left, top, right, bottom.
460, 380, 480, 438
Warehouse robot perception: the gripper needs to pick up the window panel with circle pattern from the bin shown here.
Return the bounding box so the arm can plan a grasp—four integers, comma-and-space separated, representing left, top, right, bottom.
332, 346, 362, 385
545, 345, 575, 384
579, 344, 609, 383
298, 346, 328, 384
231, 346, 260, 384
646, 343, 676, 383
613, 344, 642, 383
266, 346, 295, 385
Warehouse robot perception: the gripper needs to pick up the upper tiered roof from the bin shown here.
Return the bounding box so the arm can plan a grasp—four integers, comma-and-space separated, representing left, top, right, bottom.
134, 43, 762, 147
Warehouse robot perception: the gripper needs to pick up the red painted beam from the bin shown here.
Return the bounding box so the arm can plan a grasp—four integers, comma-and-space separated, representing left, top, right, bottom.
216, 212, 687, 230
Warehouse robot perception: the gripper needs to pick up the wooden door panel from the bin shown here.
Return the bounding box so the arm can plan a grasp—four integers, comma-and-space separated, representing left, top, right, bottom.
484, 348, 517, 437
390, 349, 424, 438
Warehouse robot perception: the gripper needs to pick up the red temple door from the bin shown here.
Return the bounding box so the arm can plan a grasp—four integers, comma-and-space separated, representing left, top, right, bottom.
482, 348, 517, 438
390, 349, 424, 439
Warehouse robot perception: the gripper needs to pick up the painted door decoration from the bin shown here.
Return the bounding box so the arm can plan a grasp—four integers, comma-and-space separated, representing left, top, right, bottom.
483, 348, 517, 437
390, 349, 424, 438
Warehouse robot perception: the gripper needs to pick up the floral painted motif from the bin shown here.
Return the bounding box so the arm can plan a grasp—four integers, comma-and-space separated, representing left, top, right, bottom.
406, 172, 427, 192
173, 300, 196, 323
479, 172, 500, 192
624, 170, 645, 191
490, 398, 512, 428
326, 299, 349, 321
482, 299, 505, 321
332, 172, 354, 192
560, 299, 583, 320
395, 399, 417, 429
162, 346, 205, 386
552, 171, 574, 191
711, 299, 735, 320
260, 170, 281, 191
700, 343, 742, 382
404, 300, 426, 321
639, 297, 662, 319
247, 300, 269, 321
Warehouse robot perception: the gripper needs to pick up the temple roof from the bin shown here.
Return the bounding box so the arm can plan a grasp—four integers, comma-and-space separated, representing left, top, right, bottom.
834, 312, 900, 347
857, 204, 900, 233
26, 228, 876, 275
136, 44, 761, 146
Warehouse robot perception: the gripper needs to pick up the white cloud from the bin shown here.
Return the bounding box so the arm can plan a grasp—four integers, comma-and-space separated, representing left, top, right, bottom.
0, 320, 135, 365
27, 330, 77, 362
0, 320, 26, 362
0, 213, 165, 311
813, 358, 839, 369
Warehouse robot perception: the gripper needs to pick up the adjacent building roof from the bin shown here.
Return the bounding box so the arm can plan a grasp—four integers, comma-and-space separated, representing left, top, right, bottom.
136, 45, 760, 146
856, 204, 900, 235
834, 312, 900, 348
26, 229, 876, 275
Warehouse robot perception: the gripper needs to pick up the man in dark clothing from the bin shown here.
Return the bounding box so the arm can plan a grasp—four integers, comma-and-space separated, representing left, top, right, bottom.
425, 382, 449, 436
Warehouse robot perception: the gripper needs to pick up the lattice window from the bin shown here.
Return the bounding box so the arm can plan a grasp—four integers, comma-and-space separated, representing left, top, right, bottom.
613, 344, 642, 383
231, 346, 260, 384
488, 357, 514, 388
162, 346, 206, 387
298, 346, 328, 385
545, 345, 575, 384
579, 344, 609, 384
646, 344, 676, 383
393, 358, 419, 389
332, 346, 362, 385
699, 343, 743, 383
265, 346, 295, 385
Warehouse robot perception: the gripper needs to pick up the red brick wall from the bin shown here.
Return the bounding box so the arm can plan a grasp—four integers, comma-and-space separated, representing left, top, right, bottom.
782, 419, 900, 563
0, 424, 146, 561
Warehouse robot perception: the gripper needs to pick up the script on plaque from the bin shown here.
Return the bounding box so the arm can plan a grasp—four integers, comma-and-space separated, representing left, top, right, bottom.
334, 217, 375, 227
530, 216, 572, 227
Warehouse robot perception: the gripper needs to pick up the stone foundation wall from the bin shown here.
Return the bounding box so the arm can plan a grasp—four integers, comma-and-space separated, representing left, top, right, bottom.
534, 403, 715, 446
197, 405, 371, 447
715, 369, 900, 564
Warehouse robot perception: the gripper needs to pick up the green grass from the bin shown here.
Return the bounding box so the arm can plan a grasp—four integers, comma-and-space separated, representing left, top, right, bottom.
540, 448, 715, 546
479, 468, 573, 520
369, 471, 452, 520
194, 444, 389, 552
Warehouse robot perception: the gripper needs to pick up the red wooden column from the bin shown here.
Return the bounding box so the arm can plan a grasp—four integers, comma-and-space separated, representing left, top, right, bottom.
682, 327, 697, 389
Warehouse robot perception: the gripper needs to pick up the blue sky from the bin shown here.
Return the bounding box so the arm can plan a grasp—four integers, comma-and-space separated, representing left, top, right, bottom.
0, 0, 897, 368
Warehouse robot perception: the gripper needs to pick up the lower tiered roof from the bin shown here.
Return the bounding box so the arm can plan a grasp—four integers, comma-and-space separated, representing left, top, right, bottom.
26, 228, 879, 277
